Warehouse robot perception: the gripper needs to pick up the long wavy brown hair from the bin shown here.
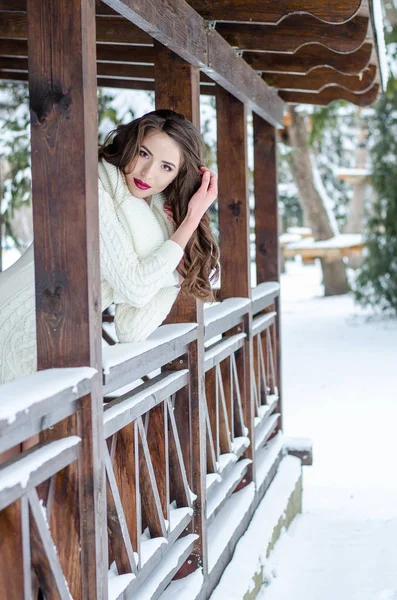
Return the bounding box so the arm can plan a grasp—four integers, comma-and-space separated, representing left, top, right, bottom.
98, 109, 220, 301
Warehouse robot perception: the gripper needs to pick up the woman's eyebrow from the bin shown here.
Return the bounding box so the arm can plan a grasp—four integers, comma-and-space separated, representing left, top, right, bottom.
141, 144, 176, 168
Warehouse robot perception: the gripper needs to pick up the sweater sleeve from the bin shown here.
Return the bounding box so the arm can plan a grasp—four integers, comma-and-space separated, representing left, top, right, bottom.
114, 286, 180, 343
99, 182, 184, 308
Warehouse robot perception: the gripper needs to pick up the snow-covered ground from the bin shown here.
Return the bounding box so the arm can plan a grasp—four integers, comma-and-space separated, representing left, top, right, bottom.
259, 260, 397, 600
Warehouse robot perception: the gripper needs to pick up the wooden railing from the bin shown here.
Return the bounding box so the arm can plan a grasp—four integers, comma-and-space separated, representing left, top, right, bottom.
0, 285, 282, 599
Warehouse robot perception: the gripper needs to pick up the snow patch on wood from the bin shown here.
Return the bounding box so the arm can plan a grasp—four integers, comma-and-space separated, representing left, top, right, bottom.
108, 573, 135, 600
160, 568, 203, 600
0, 367, 96, 424
102, 323, 197, 374
0, 437, 80, 492
209, 456, 302, 600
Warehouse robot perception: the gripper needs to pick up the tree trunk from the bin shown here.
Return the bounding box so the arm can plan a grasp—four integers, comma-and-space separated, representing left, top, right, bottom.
287, 107, 349, 295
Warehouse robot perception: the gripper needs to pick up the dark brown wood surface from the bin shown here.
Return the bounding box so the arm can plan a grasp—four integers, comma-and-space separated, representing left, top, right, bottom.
216, 86, 254, 476
0, 501, 24, 599
244, 42, 373, 75
253, 114, 279, 284
154, 44, 208, 574
280, 82, 380, 106
252, 115, 283, 431
102, 0, 284, 126
264, 64, 377, 93
26, 0, 107, 598
216, 86, 251, 300
187, 0, 363, 24
217, 14, 369, 54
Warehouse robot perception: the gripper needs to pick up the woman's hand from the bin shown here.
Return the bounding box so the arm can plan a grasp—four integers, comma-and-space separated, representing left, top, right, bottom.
187, 166, 218, 225
169, 167, 217, 252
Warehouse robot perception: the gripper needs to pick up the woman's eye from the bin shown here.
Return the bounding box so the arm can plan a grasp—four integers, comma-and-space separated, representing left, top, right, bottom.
139, 149, 148, 158
162, 164, 172, 172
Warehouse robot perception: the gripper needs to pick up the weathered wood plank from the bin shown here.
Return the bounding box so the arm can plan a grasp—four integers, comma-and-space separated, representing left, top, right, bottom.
102, 0, 284, 126
154, 46, 208, 577
0, 500, 24, 599
217, 14, 369, 54
0, 0, 364, 24
187, 0, 363, 25
204, 333, 246, 372
251, 282, 280, 314
105, 447, 137, 576
244, 42, 373, 76
280, 82, 380, 106
29, 489, 71, 600
252, 311, 277, 338
253, 114, 280, 285
26, 0, 107, 597
216, 87, 251, 300
167, 397, 192, 509
103, 370, 189, 438
147, 404, 169, 520
102, 326, 197, 395
137, 418, 167, 539
204, 298, 250, 341
0, 370, 92, 455
0, 439, 80, 511
216, 87, 254, 479
0, 37, 156, 63
112, 422, 139, 552
264, 64, 377, 93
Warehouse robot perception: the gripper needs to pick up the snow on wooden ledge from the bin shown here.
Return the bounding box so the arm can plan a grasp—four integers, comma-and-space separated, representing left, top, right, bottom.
286, 233, 363, 251
102, 323, 197, 374
0, 367, 96, 425
0, 436, 81, 493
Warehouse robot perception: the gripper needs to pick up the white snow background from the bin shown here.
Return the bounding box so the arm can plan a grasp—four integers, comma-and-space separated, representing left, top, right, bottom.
258, 259, 397, 600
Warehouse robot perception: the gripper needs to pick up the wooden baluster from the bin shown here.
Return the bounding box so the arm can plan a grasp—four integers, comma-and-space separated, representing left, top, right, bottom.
216, 86, 254, 481
112, 424, 138, 553
0, 501, 24, 598
154, 41, 207, 576
253, 113, 283, 431
27, 1, 107, 596
205, 368, 219, 469
146, 405, 169, 523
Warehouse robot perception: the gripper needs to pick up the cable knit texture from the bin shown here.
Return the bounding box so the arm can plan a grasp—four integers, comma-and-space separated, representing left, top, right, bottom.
0, 159, 183, 384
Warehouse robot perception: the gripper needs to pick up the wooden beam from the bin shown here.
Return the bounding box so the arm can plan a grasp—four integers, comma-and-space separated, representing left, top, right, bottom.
216, 86, 254, 479
252, 114, 283, 432
279, 82, 380, 106
26, 1, 107, 598
244, 42, 373, 75
188, 0, 363, 25
0, 12, 151, 44
154, 43, 208, 576
101, 0, 284, 127
264, 64, 377, 93
216, 14, 369, 54
0, 0, 364, 24
0, 38, 156, 64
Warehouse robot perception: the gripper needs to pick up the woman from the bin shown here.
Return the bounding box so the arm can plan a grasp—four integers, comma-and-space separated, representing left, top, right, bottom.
0, 109, 220, 385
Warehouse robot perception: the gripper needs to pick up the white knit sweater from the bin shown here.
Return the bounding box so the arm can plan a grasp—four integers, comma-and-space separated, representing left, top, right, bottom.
0, 159, 183, 384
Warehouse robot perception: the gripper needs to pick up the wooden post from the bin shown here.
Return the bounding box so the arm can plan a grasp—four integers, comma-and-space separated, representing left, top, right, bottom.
216, 86, 254, 481
253, 113, 283, 432
154, 41, 207, 576
27, 1, 107, 598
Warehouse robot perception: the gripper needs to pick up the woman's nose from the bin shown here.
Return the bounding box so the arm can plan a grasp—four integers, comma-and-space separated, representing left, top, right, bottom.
141, 163, 154, 180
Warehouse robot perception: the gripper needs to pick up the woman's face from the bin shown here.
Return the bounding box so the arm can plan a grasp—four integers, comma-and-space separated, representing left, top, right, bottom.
125, 130, 182, 199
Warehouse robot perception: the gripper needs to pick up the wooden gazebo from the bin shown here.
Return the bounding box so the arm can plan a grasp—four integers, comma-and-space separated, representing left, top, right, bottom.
0, 1, 385, 599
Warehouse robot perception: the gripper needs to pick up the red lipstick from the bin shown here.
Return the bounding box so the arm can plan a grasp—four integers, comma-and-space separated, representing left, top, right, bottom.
134, 178, 151, 190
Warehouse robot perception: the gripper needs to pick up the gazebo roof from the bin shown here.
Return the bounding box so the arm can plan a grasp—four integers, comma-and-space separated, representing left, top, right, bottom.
0, 0, 387, 123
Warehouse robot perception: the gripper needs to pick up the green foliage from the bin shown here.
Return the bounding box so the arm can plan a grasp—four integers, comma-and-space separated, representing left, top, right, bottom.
353, 76, 397, 313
